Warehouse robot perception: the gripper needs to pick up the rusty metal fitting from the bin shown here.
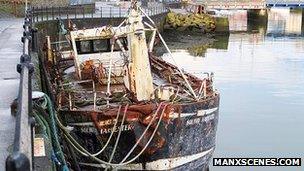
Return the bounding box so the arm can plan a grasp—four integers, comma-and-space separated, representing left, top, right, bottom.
20, 54, 30, 63
27, 63, 35, 74
16, 63, 34, 74
16, 64, 22, 74
21, 36, 32, 43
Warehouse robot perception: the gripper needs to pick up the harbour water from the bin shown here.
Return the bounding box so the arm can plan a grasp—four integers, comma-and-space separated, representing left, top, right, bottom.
160, 8, 304, 171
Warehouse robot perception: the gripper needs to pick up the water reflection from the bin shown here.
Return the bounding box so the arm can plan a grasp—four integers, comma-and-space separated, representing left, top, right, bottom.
187, 34, 230, 56
160, 8, 304, 171
228, 10, 248, 31
218, 8, 304, 36
267, 8, 303, 36
162, 8, 304, 57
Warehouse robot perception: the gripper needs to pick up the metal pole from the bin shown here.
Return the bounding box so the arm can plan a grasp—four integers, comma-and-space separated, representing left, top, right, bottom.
46, 7, 49, 21
101, 7, 103, 18
110, 7, 112, 18
41, 7, 43, 21
91, 7, 94, 18
83, 6, 85, 18
52, 7, 54, 20
25, 0, 28, 14
59, 6, 61, 19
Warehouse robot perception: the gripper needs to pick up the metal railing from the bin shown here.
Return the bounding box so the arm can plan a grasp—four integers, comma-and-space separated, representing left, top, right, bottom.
31, 4, 168, 23
266, 0, 304, 6
5, 11, 35, 171
197, 0, 304, 9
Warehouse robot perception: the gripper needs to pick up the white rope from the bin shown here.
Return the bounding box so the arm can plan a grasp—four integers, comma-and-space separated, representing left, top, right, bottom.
118, 103, 168, 165
59, 102, 167, 167
106, 104, 129, 170
57, 106, 122, 157
92, 106, 121, 157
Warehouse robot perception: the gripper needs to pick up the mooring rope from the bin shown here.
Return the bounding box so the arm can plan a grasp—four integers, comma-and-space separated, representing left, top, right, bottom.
92, 105, 122, 157
34, 95, 69, 171
32, 110, 57, 171
57, 101, 167, 168
117, 103, 168, 165
74, 102, 169, 170
107, 104, 129, 167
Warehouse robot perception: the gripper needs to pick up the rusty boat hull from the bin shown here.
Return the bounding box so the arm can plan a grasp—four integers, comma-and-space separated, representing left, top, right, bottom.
40, 52, 220, 170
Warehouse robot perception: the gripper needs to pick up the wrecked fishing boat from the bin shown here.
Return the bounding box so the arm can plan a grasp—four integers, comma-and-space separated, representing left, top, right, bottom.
41, 1, 220, 170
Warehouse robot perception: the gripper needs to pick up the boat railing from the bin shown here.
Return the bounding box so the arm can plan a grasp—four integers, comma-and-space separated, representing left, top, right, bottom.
60, 80, 109, 110
5, 11, 35, 171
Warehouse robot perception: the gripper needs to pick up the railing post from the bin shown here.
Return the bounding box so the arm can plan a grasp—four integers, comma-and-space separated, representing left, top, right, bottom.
119, 7, 121, 18
101, 7, 102, 18
31, 28, 38, 52
59, 6, 61, 19
110, 7, 112, 18
83, 6, 85, 19
75, 7, 77, 19
66, 7, 69, 19
52, 6, 54, 20
31, 7, 34, 23
40, 7, 44, 21
39, 7, 42, 22
46, 7, 48, 21
36, 8, 38, 22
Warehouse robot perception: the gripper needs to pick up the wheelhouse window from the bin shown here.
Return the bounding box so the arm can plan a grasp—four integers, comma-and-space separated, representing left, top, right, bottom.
93, 39, 108, 52
79, 40, 92, 53
75, 38, 128, 54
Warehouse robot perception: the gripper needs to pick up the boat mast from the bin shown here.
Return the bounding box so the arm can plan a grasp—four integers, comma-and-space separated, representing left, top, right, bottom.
124, 1, 154, 101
